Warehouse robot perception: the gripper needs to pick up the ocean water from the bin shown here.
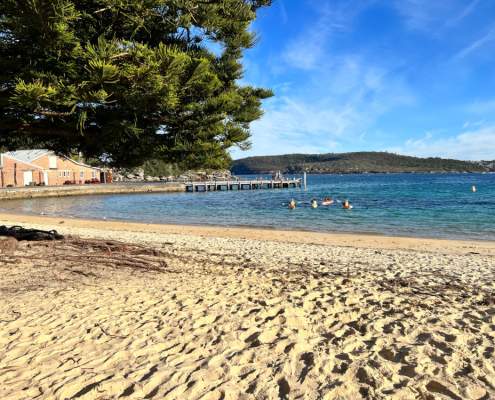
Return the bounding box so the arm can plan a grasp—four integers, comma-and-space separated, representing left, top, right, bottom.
1, 173, 494, 240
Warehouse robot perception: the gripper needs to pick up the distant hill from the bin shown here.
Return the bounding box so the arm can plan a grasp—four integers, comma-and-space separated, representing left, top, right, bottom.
231, 152, 489, 174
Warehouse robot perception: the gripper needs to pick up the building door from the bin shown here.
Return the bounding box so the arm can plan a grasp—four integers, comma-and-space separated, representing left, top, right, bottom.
23, 171, 33, 186
43, 171, 49, 186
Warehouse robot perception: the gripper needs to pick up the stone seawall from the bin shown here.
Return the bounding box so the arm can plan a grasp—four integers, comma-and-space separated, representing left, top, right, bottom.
0, 183, 185, 200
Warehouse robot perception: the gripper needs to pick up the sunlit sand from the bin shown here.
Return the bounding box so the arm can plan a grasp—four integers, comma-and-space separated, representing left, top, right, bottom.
1, 214, 494, 399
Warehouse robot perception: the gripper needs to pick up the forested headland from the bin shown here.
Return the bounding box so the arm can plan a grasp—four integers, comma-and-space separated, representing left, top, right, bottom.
231, 152, 492, 174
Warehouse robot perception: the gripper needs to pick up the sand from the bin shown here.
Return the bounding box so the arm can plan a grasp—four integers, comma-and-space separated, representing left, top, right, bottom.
0, 214, 494, 399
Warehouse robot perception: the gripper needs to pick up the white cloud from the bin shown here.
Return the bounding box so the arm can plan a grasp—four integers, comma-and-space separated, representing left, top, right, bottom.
391, 0, 493, 62
231, 97, 350, 158
394, 0, 453, 31
282, 19, 333, 70
465, 99, 495, 115
283, 36, 326, 71
232, 55, 414, 158
278, 0, 288, 25
462, 120, 487, 129
445, 0, 480, 27
393, 127, 495, 160
453, 24, 495, 60
235, 0, 417, 159
393, 0, 480, 32
281, 1, 366, 70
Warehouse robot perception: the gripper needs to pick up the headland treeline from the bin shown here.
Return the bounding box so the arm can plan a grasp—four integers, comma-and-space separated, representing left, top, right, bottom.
231, 151, 493, 174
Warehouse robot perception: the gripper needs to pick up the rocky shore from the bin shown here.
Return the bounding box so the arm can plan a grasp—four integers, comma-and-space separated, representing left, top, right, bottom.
112, 168, 234, 183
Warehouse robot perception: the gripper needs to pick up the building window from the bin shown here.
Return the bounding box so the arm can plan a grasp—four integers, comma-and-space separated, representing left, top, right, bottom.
80, 171, 84, 179
49, 156, 57, 169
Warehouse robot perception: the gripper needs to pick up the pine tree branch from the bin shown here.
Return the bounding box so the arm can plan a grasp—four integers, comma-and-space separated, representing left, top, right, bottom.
0, 122, 75, 138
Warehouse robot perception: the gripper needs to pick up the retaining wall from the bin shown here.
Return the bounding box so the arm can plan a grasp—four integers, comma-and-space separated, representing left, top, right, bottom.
0, 183, 185, 200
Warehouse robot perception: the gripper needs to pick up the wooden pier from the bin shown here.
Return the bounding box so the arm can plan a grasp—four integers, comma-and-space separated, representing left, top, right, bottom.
185, 179, 302, 192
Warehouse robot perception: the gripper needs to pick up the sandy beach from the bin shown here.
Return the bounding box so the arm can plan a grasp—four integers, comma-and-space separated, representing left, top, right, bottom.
1, 213, 494, 399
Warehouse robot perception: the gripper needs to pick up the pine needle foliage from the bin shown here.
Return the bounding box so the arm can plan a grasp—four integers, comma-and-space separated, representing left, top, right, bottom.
0, 0, 273, 168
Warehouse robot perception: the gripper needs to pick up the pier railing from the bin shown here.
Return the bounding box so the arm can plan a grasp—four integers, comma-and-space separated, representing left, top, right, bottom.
185, 179, 302, 192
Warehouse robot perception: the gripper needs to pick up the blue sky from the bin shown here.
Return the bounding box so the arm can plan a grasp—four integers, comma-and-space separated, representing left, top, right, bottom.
231, 0, 495, 160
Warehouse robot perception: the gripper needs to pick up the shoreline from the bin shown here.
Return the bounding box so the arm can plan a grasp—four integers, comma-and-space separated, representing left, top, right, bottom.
236, 170, 492, 175
1, 212, 494, 255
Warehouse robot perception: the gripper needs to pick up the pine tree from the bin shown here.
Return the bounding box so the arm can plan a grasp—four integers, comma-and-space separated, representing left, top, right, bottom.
0, 0, 272, 168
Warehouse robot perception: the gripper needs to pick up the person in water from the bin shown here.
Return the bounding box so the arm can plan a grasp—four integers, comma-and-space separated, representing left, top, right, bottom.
288, 199, 296, 209
311, 199, 318, 208
322, 197, 334, 205
342, 199, 352, 209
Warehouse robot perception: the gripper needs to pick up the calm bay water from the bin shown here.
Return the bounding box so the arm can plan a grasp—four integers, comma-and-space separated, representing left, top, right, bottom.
1, 173, 494, 240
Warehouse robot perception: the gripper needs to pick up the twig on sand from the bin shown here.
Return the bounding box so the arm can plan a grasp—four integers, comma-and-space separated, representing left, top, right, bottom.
0, 311, 21, 323
64, 268, 98, 278
95, 323, 128, 339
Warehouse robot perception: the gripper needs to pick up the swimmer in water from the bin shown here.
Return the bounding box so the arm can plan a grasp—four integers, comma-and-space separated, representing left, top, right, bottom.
311, 199, 318, 209
288, 199, 296, 209
342, 199, 352, 209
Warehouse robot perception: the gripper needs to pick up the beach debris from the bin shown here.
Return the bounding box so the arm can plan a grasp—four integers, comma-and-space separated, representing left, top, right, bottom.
0, 310, 21, 323
0, 225, 64, 241
95, 322, 128, 339
0, 237, 172, 295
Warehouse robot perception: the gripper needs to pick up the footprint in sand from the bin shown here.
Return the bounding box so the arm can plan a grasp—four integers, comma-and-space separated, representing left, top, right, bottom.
192, 314, 219, 329
258, 328, 279, 344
